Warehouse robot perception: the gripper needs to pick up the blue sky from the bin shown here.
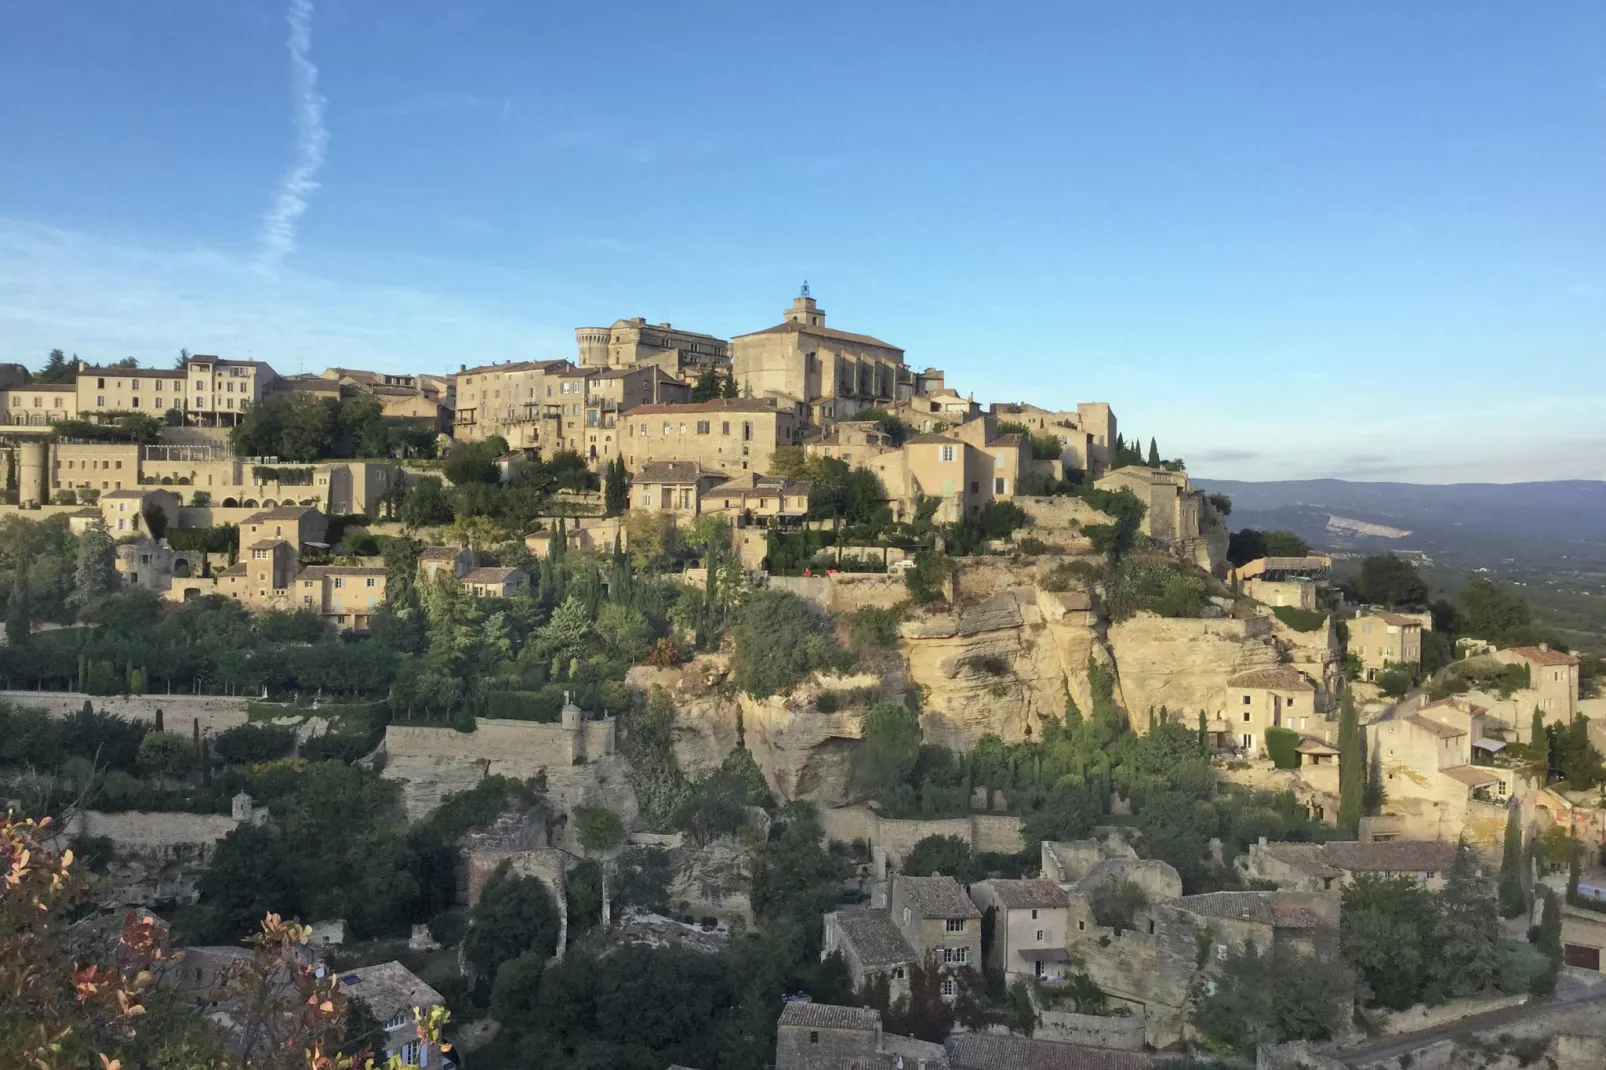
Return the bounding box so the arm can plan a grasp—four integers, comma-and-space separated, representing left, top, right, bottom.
2, 2, 1603, 482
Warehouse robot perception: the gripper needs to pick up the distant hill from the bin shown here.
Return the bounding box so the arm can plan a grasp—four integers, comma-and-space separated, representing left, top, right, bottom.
1192, 478, 1606, 568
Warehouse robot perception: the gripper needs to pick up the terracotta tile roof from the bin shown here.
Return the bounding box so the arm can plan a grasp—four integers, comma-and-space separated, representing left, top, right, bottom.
981, 879, 1070, 910
946, 1034, 1154, 1069
1503, 645, 1579, 667
1403, 714, 1466, 739
1441, 765, 1501, 787
635, 460, 721, 483
905, 432, 959, 446
462, 566, 526, 584
895, 875, 981, 919
418, 546, 465, 560
1256, 842, 1339, 879
297, 566, 387, 578
732, 319, 904, 352
1319, 840, 1458, 873
457, 359, 571, 377
248, 538, 289, 550
1364, 611, 1426, 628
1227, 666, 1315, 691
1417, 697, 1489, 718
777, 1001, 880, 1031
1180, 892, 1330, 929
624, 398, 785, 416
709, 472, 811, 496
831, 909, 915, 968
338, 961, 444, 1024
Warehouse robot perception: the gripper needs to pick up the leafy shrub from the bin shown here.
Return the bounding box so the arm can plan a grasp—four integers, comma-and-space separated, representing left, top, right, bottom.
849, 607, 900, 657
979, 501, 1028, 539
299, 732, 372, 764
1016, 536, 1056, 555
905, 550, 956, 605
1271, 606, 1326, 632
1105, 559, 1209, 622
214, 723, 296, 765
730, 589, 846, 698
815, 691, 841, 714
1376, 668, 1414, 699
1264, 726, 1300, 769
645, 637, 683, 668
1041, 559, 1103, 592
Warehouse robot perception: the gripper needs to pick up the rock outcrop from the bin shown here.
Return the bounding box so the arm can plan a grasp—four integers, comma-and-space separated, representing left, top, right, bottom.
1105, 613, 1282, 724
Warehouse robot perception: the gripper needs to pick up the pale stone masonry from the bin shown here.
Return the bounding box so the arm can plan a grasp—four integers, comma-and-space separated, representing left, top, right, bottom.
889, 874, 982, 991
621, 397, 799, 475
733, 290, 912, 427
574, 317, 732, 383
822, 906, 916, 1002
1494, 644, 1580, 725
1239, 838, 1460, 892
775, 1002, 947, 1070
970, 878, 1071, 982
1223, 666, 1320, 757
338, 961, 447, 1068
1348, 610, 1431, 679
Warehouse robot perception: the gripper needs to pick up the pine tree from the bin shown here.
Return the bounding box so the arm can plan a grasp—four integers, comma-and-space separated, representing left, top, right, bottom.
1337, 689, 1363, 833
603, 457, 628, 517
1498, 806, 1525, 917
721, 371, 739, 399
154, 708, 164, 733
69, 521, 118, 611
1147, 437, 1160, 467
1531, 709, 1549, 783
690, 368, 721, 403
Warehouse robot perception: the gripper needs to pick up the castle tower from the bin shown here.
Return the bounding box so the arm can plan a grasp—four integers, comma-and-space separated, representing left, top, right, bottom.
17, 440, 47, 507
560, 691, 585, 763
783, 281, 825, 327
574, 327, 612, 368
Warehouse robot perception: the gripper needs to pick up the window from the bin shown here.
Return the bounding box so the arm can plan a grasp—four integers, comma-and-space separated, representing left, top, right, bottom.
940, 979, 956, 997
902, 907, 912, 926
939, 444, 956, 463
97, 378, 105, 388
722, 420, 731, 435
1242, 695, 1251, 705
131, 397, 140, 408
97, 396, 105, 407
253, 549, 268, 560
945, 918, 964, 932
970, 481, 979, 494
696, 420, 710, 435
131, 379, 140, 389
1036, 929, 1045, 941
1031, 909, 1038, 919
365, 577, 376, 588
1078, 919, 1085, 931
663, 422, 671, 436
809, 1031, 818, 1045
333, 577, 344, 589
400, 1042, 420, 1065
892, 966, 906, 979
1243, 711, 1251, 722
995, 477, 1005, 494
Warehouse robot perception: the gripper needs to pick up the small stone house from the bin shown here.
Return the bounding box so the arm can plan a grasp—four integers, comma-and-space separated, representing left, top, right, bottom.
461, 566, 528, 599
821, 907, 916, 1003
417, 545, 473, 581
888, 875, 982, 993
1494, 644, 1580, 726
338, 961, 446, 1068
969, 878, 1071, 982
774, 1002, 947, 1070
1348, 610, 1430, 679
631, 459, 727, 518
1224, 666, 1320, 757
1239, 838, 1460, 892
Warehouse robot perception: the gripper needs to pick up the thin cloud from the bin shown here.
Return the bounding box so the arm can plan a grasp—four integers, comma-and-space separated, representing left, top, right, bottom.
258, 0, 328, 270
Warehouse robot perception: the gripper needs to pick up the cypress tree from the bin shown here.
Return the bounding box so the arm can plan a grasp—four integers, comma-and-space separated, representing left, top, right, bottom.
1531, 709, 1549, 783
1147, 437, 1160, 467
1198, 711, 1208, 753
1337, 689, 1363, 833
1498, 806, 1525, 917
154, 707, 164, 733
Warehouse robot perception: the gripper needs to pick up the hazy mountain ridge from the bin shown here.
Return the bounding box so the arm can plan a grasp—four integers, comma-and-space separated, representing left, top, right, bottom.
1193, 478, 1606, 567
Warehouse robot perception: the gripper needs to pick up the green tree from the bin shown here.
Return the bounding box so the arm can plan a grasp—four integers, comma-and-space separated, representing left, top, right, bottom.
1192, 943, 1354, 1054
1337, 690, 1363, 833
70, 520, 118, 611
721, 370, 739, 399
690, 368, 722, 403
573, 805, 624, 855
1531, 709, 1550, 780
398, 476, 455, 529
1497, 806, 1525, 918
466, 860, 561, 981
1429, 843, 1503, 1001
603, 456, 628, 516
1355, 555, 1427, 607
36, 348, 75, 384
729, 589, 844, 698
1458, 578, 1533, 646
1146, 437, 1160, 467
851, 700, 922, 800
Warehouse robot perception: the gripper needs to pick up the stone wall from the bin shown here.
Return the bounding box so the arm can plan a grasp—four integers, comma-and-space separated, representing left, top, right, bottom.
768, 573, 909, 614
63, 809, 240, 857
818, 807, 1024, 866
382, 721, 638, 834
0, 691, 249, 735
1372, 994, 1525, 1037
1069, 902, 1202, 1048
1034, 1009, 1146, 1050
1105, 613, 1281, 730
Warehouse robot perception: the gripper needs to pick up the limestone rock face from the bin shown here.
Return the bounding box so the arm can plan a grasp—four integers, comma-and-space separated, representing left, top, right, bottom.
1105, 613, 1282, 724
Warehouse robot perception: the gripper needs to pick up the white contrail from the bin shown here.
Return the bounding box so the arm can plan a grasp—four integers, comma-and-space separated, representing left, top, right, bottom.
258, 0, 327, 269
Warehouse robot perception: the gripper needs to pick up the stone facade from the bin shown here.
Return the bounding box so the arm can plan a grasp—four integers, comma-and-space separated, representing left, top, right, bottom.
732, 291, 910, 427
1493, 644, 1580, 725
621, 398, 799, 475
574, 317, 731, 383
1, 382, 77, 426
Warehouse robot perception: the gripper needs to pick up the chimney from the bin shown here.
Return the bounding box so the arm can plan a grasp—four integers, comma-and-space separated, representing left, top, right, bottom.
1258, 835, 1268, 850
459, 364, 466, 373
1539, 643, 1549, 652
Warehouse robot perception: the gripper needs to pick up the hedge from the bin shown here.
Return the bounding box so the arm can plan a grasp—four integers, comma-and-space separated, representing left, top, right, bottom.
1265, 726, 1301, 769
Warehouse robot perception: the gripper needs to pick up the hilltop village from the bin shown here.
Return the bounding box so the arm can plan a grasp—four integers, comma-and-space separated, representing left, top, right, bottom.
3, 290, 1605, 1070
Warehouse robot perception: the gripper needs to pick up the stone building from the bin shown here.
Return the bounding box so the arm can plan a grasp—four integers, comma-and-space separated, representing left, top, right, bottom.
732, 289, 911, 427
867, 421, 1032, 524
969, 878, 1071, 982
1348, 610, 1430, 679
1238, 838, 1461, 893
574, 317, 731, 383
621, 397, 799, 475
774, 1002, 946, 1070
74, 363, 186, 420
1, 381, 77, 425
1222, 666, 1320, 757
1560, 900, 1606, 972
888, 875, 982, 992
1494, 644, 1580, 725
179, 354, 279, 427
631, 460, 729, 518
100, 487, 181, 537
1092, 465, 1228, 573
989, 401, 1118, 475
451, 358, 574, 447
802, 419, 897, 464
461, 566, 529, 599
338, 961, 447, 1068
115, 537, 205, 594
295, 565, 387, 632
821, 907, 916, 1003
945, 1034, 1150, 1070
417, 545, 474, 581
